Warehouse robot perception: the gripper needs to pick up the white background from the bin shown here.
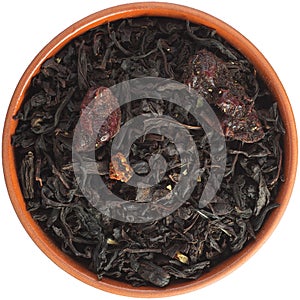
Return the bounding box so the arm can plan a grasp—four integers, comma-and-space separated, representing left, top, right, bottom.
0, 1, 299, 299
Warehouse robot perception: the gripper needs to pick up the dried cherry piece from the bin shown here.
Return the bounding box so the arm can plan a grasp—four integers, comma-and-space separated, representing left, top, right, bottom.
221, 110, 265, 143
76, 86, 121, 151
183, 49, 264, 143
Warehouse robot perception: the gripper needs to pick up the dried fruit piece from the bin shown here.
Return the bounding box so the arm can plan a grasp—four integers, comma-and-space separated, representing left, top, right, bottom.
76, 86, 121, 151
107, 238, 119, 245
216, 89, 264, 143
183, 49, 264, 143
221, 110, 264, 143
175, 252, 189, 264
109, 152, 134, 182
184, 49, 223, 101
216, 89, 247, 118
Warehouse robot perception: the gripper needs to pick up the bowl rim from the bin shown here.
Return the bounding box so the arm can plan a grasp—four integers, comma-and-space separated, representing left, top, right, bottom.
2, 2, 298, 297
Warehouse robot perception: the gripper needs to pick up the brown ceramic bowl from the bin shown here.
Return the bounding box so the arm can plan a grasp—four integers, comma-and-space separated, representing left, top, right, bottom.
2, 2, 297, 298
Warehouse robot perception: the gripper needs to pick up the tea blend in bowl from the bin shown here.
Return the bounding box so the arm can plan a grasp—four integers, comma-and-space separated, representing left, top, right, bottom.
12, 17, 284, 287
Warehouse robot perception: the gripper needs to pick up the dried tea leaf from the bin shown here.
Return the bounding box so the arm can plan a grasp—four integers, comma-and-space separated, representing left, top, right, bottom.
20, 151, 35, 199
254, 174, 270, 216
137, 260, 170, 287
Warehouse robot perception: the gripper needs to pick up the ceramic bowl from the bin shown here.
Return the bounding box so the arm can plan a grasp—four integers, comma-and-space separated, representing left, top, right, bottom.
2, 2, 297, 297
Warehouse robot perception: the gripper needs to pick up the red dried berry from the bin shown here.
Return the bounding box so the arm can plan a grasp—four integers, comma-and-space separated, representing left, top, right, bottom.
76, 86, 121, 152
183, 49, 264, 143
216, 89, 246, 118
221, 110, 265, 143
184, 49, 224, 104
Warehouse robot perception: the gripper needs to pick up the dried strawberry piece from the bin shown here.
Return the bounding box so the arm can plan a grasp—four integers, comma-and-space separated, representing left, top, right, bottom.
109, 152, 134, 182
221, 110, 265, 143
183, 49, 264, 143
216, 89, 246, 118
183, 49, 225, 104
76, 86, 121, 152
217, 89, 264, 142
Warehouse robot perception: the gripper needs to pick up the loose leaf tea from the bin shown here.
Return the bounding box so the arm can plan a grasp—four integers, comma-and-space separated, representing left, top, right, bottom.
12, 17, 285, 287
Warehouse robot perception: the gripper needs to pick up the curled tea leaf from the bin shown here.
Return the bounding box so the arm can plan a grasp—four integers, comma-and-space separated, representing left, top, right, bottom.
137, 260, 170, 287
20, 151, 35, 199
